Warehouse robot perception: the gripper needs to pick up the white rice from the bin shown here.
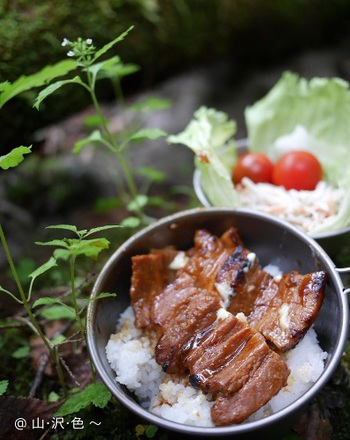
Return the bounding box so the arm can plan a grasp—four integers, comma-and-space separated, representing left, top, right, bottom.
106, 306, 328, 427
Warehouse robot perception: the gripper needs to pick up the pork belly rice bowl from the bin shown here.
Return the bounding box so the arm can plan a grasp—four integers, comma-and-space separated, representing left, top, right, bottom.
87, 208, 349, 438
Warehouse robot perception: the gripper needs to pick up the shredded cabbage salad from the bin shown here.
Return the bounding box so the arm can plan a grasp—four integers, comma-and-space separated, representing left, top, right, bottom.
167, 72, 350, 235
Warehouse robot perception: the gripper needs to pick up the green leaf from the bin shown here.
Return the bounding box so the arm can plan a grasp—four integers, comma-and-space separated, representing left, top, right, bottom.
94, 197, 123, 214
40, 304, 75, 320
55, 383, 111, 416
0, 59, 77, 108
73, 130, 106, 154
83, 114, 105, 127
12, 346, 30, 359
130, 128, 167, 141
51, 334, 66, 345
84, 292, 117, 304
145, 425, 159, 438
36, 239, 70, 248
32, 296, 66, 309
52, 248, 71, 261
137, 166, 165, 183
48, 391, 60, 402
120, 216, 141, 228
168, 106, 239, 207
28, 257, 57, 282
93, 26, 134, 63
84, 224, 122, 237
0, 146, 32, 170
85, 56, 122, 87
127, 195, 148, 211
53, 238, 110, 260
34, 76, 85, 109
130, 96, 172, 112
0, 380, 9, 396
0, 81, 10, 93
46, 224, 79, 234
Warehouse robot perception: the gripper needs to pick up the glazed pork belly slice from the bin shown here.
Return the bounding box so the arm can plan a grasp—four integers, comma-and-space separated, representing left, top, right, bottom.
247, 270, 326, 352
154, 278, 222, 374
214, 245, 271, 310
151, 227, 244, 373
211, 348, 290, 426
183, 227, 243, 292
185, 311, 289, 426
224, 242, 326, 351
130, 248, 179, 328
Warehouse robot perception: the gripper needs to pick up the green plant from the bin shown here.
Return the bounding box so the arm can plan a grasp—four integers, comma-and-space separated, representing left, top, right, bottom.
0, 27, 170, 225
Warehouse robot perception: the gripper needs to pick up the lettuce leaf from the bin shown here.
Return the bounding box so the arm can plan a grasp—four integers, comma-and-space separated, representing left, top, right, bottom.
245, 71, 350, 232
167, 106, 239, 206
245, 72, 350, 188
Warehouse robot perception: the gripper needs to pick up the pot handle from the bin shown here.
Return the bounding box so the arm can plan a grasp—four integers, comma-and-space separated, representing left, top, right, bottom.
335, 267, 350, 295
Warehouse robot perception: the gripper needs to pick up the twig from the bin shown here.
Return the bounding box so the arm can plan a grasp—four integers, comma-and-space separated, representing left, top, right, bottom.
29, 352, 49, 398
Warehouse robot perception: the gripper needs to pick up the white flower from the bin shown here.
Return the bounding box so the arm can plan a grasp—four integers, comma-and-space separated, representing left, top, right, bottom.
86, 38, 93, 45
67, 50, 75, 57
61, 38, 69, 47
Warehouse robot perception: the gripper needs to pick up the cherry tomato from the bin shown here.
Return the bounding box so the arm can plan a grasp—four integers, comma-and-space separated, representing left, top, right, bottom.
272, 150, 322, 190
232, 152, 274, 185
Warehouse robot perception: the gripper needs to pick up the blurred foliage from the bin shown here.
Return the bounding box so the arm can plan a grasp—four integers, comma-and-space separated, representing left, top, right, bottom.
1, 0, 350, 147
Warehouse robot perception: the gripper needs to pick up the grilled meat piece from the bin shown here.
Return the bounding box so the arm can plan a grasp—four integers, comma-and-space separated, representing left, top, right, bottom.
155, 284, 222, 373
247, 270, 326, 351
185, 311, 289, 425
130, 248, 179, 328
152, 228, 242, 373
211, 347, 290, 426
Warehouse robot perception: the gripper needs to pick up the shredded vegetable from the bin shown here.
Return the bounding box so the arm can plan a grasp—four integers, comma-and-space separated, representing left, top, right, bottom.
237, 178, 346, 234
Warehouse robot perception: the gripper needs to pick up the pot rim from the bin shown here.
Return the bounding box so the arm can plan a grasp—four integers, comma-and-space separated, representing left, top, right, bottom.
87, 207, 349, 436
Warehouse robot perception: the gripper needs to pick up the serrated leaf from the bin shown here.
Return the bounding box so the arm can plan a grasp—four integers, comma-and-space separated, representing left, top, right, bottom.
0, 146, 32, 170
93, 26, 134, 63
40, 304, 75, 320
52, 238, 110, 260
55, 382, 111, 416
0, 380, 9, 396
0, 59, 77, 108
46, 224, 79, 233
36, 239, 69, 248
130, 128, 167, 141
34, 76, 84, 109
73, 130, 105, 154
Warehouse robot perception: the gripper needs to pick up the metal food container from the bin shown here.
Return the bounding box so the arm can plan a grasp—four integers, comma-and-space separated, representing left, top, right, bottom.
87, 208, 350, 439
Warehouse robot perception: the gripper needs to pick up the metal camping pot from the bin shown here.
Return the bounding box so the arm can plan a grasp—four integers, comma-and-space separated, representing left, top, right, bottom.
87, 208, 350, 439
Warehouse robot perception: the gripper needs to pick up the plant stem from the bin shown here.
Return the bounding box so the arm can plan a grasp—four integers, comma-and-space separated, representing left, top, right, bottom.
69, 256, 96, 382
86, 73, 146, 223
0, 224, 68, 396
